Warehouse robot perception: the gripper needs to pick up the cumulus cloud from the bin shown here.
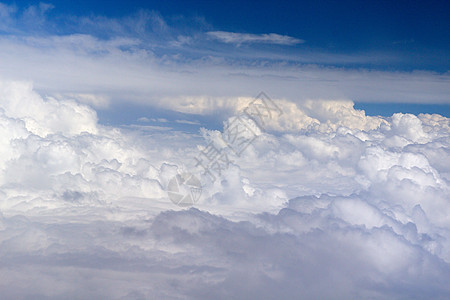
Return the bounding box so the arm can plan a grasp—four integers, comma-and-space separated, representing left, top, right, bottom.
0, 81, 449, 298
0, 81, 99, 137
207, 31, 305, 46
0, 5, 449, 300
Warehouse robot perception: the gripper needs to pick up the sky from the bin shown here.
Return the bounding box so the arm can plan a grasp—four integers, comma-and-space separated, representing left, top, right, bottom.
0, 0, 449, 124
0, 1, 450, 299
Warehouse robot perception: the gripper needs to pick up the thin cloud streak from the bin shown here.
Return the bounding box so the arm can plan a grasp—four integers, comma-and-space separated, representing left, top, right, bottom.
207, 31, 305, 46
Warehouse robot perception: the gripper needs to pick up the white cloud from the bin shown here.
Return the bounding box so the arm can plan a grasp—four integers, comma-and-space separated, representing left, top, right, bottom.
137, 116, 150, 122
56, 92, 110, 109
207, 31, 305, 46
0, 5, 449, 298
1, 82, 449, 298
175, 119, 201, 125
0, 81, 99, 137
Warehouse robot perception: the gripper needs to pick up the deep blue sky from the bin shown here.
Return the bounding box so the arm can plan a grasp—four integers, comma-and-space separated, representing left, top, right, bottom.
7, 0, 449, 71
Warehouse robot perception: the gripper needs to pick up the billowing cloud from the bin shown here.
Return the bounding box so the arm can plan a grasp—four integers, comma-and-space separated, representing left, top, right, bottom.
0, 3, 449, 299
0, 81, 449, 298
207, 31, 304, 45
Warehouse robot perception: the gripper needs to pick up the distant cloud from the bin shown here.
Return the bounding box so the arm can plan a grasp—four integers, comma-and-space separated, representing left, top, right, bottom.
0, 5, 448, 111
122, 124, 173, 131
137, 117, 169, 123
0, 33, 448, 113
62, 93, 110, 109
207, 31, 304, 46
175, 119, 201, 125
138, 118, 200, 126
137, 117, 150, 122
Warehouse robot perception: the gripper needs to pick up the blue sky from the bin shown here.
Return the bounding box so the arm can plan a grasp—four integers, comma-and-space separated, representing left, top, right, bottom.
0, 0, 449, 122
7, 0, 449, 69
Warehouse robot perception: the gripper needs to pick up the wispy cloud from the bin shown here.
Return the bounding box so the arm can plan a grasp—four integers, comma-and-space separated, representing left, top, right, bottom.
207, 31, 304, 46
175, 119, 201, 125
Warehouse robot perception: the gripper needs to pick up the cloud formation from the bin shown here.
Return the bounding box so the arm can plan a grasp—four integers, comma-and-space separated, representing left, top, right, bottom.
207, 31, 304, 46
0, 2, 448, 111
1, 32, 448, 110
0, 3, 449, 298
0, 81, 449, 299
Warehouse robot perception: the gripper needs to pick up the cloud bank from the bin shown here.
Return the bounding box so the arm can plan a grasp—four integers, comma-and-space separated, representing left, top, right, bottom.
0, 81, 449, 299
0, 1, 448, 112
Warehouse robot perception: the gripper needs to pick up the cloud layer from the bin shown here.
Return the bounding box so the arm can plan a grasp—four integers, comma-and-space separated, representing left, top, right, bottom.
0, 1, 448, 112
0, 81, 449, 299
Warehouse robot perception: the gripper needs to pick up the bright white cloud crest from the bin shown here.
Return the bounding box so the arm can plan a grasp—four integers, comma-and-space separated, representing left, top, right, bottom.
0, 81, 449, 299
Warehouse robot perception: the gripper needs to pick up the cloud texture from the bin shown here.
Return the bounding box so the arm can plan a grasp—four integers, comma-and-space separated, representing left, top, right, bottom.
0, 81, 449, 299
